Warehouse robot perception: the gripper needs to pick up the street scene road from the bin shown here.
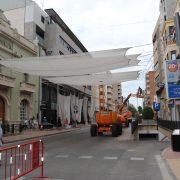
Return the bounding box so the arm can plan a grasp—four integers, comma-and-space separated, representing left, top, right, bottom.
24, 128, 175, 180
0, 0, 180, 179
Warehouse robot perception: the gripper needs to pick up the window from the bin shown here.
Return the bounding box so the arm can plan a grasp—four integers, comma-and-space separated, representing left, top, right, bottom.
24, 73, 29, 82
41, 16, 45, 23
36, 25, 45, 39
169, 26, 174, 36
20, 100, 29, 121
59, 36, 77, 54
59, 51, 64, 55
171, 50, 176, 60
47, 51, 53, 56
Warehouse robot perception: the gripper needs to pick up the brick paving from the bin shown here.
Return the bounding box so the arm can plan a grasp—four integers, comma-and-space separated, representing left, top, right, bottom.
162, 147, 180, 180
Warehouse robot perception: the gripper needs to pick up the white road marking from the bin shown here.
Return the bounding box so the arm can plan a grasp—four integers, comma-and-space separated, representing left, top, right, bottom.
78, 156, 93, 159
127, 149, 135, 152
155, 155, 173, 180
130, 157, 144, 161
104, 156, 118, 160
56, 155, 69, 158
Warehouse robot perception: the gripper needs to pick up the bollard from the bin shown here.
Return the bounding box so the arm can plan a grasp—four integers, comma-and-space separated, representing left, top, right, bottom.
11, 124, 15, 134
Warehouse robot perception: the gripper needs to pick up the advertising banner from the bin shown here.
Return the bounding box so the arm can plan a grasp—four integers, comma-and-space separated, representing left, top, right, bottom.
164, 59, 180, 99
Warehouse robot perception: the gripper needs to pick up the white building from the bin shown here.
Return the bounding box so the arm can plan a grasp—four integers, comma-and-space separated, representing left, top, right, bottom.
1, 0, 92, 125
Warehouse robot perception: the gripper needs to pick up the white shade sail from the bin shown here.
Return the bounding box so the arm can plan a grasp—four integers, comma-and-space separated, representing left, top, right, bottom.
46, 71, 139, 85
0, 48, 140, 77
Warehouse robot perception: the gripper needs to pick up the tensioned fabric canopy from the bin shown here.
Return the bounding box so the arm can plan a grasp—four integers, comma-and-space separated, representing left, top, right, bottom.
0, 48, 140, 77
46, 71, 139, 85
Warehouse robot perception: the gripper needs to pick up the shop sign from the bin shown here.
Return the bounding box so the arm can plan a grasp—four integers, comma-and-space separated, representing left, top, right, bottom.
153, 102, 160, 111
164, 59, 180, 99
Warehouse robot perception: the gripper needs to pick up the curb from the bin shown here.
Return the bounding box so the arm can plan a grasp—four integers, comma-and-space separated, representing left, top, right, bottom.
4, 127, 86, 144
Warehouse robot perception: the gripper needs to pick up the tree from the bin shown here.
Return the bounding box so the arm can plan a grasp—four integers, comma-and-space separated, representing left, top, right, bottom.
142, 106, 154, 120
128, 105, 137, 117
138, 106, 143, 114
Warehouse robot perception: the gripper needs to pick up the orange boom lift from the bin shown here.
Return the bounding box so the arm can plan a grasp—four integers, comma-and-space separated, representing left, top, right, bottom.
90, 92, 132, 137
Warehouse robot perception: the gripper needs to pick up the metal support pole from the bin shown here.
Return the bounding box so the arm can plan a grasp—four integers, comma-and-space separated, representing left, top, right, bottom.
38, 77, 42, 125
56, 84, 59, 127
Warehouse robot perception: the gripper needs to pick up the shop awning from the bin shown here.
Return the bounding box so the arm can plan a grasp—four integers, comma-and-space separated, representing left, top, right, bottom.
0, 48, 140, 77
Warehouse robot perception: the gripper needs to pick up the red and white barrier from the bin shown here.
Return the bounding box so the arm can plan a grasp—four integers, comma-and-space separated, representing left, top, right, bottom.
0, 140, 46, 180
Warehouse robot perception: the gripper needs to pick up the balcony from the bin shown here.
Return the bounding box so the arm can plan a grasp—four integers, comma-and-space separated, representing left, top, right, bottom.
20, 82, 36, 93
165, 35, 176, 46
0, 74, 15, 88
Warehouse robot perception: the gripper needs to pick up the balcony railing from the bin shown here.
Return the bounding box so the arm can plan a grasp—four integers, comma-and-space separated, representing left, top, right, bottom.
158, 120, 180, 131
164, 35, 176, 46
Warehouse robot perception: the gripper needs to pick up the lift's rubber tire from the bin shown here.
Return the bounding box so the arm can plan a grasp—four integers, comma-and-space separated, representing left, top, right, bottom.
125, 121, 129, 128
116, 123, 122, 135
90, 124, 98, 137
112, 124, 118, 137
98, 132, 103, 136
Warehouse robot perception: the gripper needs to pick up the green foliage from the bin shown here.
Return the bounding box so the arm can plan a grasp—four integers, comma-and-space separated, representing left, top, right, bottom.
142, 106, 154, 120
128, 105, 137, 117
138, 106, 143, 114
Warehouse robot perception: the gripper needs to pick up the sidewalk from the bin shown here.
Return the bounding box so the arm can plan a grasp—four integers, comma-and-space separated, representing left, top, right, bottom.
162, 147, 180, 179
3, 125, 87, 144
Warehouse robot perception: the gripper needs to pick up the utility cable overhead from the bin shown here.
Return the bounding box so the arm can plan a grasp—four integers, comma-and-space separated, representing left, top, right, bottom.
74, 20, 157, 30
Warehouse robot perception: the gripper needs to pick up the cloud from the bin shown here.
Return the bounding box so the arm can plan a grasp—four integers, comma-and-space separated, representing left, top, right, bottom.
34, 0, 159, 107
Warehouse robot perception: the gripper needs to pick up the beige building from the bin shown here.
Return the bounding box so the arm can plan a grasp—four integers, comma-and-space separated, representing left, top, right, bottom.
99, 85, 107, 111
112, 84, 123, 111
0, 10, 39, 124
97, 83, 122, 111
152, 0, 180, 120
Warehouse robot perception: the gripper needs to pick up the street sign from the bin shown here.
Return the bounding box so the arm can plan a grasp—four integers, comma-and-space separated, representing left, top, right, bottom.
153, 102, 160, 111
164, 59, 180, 99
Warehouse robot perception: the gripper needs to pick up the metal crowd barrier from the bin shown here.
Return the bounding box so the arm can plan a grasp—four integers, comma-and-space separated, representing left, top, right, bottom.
0, 140, 46, 180
158, 120, 180, 131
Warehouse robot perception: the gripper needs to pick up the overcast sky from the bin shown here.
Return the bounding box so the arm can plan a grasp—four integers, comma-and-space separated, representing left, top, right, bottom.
35, 0, 160, 107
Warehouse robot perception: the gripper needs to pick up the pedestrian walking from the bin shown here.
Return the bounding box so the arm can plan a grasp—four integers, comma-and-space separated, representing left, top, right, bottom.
0, 121, 3, 147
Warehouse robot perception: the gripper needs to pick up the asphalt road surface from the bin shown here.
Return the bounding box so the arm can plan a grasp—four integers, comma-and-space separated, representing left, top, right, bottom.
24, 127, 175, 180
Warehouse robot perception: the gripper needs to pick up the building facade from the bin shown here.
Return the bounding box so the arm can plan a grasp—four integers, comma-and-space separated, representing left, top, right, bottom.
0, 10, 39, 124
144, 71, 156, 107
152, 0, 180, 120
112, 84, 122, 111
98, 83, 122, 112
1, 0, 92, 125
